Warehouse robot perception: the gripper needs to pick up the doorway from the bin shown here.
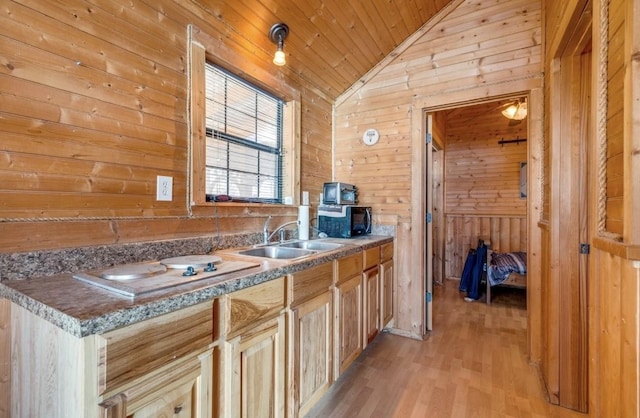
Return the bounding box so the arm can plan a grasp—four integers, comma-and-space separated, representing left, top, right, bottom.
422, 97, 531, 334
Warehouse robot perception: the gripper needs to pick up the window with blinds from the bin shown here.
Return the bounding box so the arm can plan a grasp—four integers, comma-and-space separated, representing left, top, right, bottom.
204, 63, 284, 203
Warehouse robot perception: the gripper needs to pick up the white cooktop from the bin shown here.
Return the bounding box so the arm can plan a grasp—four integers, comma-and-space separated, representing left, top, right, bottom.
74, 255, 258, 298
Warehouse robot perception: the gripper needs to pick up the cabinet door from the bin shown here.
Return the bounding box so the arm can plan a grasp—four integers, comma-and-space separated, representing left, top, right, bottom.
289, 291, 332, 418
131, 379, 198, 418
334, 274, 362, 378
363, 266, 379, 348
223, 314, 286, 418
101, 348, 213, 418
380, 259, 394, 328
99, 301, 214, 395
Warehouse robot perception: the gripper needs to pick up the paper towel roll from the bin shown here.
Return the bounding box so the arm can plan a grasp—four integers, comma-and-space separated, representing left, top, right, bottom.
298, 205, 310, 240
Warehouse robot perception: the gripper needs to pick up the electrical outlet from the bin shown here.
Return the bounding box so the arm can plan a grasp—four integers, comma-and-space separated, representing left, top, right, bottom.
156, 175, 173, 201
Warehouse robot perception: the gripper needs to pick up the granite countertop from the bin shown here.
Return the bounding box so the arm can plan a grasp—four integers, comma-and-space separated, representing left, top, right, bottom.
0, 236, 392, 338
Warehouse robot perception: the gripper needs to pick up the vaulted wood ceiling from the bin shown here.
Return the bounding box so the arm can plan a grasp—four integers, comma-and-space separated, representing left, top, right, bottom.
192, 0, 454, 100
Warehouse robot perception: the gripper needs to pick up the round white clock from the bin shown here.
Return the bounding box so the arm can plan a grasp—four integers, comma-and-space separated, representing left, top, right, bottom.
362, 128, 380, 146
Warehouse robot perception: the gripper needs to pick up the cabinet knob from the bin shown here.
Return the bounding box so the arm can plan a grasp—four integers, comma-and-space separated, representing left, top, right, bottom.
174, 405, 183, 414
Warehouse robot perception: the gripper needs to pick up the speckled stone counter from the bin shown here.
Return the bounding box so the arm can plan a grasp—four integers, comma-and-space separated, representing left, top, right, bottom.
0, 235, 392, 338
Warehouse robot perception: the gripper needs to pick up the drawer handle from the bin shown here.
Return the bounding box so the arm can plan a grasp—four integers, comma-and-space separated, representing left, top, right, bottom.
174, 405, 183, 414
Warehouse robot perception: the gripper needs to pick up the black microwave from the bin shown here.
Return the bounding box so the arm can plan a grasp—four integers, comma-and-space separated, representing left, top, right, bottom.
317, 205, 372, 238
322, 182, 357, 205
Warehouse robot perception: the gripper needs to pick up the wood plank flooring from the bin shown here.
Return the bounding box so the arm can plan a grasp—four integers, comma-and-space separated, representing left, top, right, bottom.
306, 280, 587, 418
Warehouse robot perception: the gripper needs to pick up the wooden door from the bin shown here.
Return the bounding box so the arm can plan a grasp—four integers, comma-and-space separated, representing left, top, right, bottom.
290, 292, 332, 418
334, 274, 363, 377
544, 4, 591, 412
380, 258, 394, 328
432, 146, 444, 285
425, 113, 434, 331
363, 266, 379, 347
224, 314, 286, 418
100, 348, 214, 418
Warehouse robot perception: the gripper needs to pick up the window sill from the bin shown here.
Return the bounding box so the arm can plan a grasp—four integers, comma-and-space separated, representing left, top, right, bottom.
191, 202, 299, 217
592, 236, 640, 261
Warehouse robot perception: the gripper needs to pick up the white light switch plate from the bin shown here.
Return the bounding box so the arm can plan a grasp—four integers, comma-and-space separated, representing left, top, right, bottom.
156, 175, 173, 201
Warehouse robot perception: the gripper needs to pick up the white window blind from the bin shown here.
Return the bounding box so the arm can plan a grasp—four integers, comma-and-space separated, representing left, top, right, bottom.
204, 63, 283, 203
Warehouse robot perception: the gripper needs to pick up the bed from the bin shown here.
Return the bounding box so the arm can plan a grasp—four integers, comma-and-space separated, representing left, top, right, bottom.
486, 249, 527, 304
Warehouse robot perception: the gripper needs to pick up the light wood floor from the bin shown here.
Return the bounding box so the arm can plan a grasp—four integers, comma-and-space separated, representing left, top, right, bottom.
305, 279, 588, 418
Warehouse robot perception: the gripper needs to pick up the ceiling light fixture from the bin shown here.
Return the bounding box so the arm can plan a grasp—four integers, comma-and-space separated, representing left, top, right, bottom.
269, 23, 289, 66
502, 99, 528, 120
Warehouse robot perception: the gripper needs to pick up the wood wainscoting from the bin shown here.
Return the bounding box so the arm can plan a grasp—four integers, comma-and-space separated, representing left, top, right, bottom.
443, 214, 527, 280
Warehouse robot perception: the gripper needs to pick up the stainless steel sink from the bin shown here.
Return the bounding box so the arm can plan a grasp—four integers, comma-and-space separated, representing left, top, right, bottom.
237, 246, 317, 260
278, 240, 344, 251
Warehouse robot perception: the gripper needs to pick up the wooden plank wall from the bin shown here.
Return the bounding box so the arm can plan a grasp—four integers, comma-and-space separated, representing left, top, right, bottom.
334, 0, 542, 337
0, 0, 333, 252
335, 0, 541, 221
589, 248, 639, 418
605, 0, 625, 235
445, 215, 527, 278
544, 0, 626, 236
444, 100, 527, 217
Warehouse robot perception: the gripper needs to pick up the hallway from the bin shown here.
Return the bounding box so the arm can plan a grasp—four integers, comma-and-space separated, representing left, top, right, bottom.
306, 280, 587, 417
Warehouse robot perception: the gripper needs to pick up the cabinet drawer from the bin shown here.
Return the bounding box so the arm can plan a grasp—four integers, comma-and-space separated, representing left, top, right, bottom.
225, 276, 285, 338
363, 247, 380, 270
381, 242, 393, 262
290, 262, 333, 306
100, 300, 214, 394
334, 251, 363, 284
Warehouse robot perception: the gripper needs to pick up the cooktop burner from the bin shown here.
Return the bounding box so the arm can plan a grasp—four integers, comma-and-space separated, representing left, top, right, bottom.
99, 263, 167, 281
73, 255, 258, 298
97, 255, 224, 281
159, 254, 223, 269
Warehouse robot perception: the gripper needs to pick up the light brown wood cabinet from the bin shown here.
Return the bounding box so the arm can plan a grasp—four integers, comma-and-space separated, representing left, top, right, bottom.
8, 300, 214, 418
218, 277, 287, 418
223, 314, 286, 418
362, 247, 381, 349
101, 351, 213, 418
333, 251, 363, 378
287, 263, 333, 418
128, 378, 198, 418
380, 242, 394, 328
97, 301, 215, 418
334, 275, 362, 377
6, 240, 393, 418
363, 265, 379, 347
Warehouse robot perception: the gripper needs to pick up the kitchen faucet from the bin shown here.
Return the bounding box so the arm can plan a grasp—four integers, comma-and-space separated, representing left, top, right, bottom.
262, 216, 300, 244
263, 216, 272, 244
